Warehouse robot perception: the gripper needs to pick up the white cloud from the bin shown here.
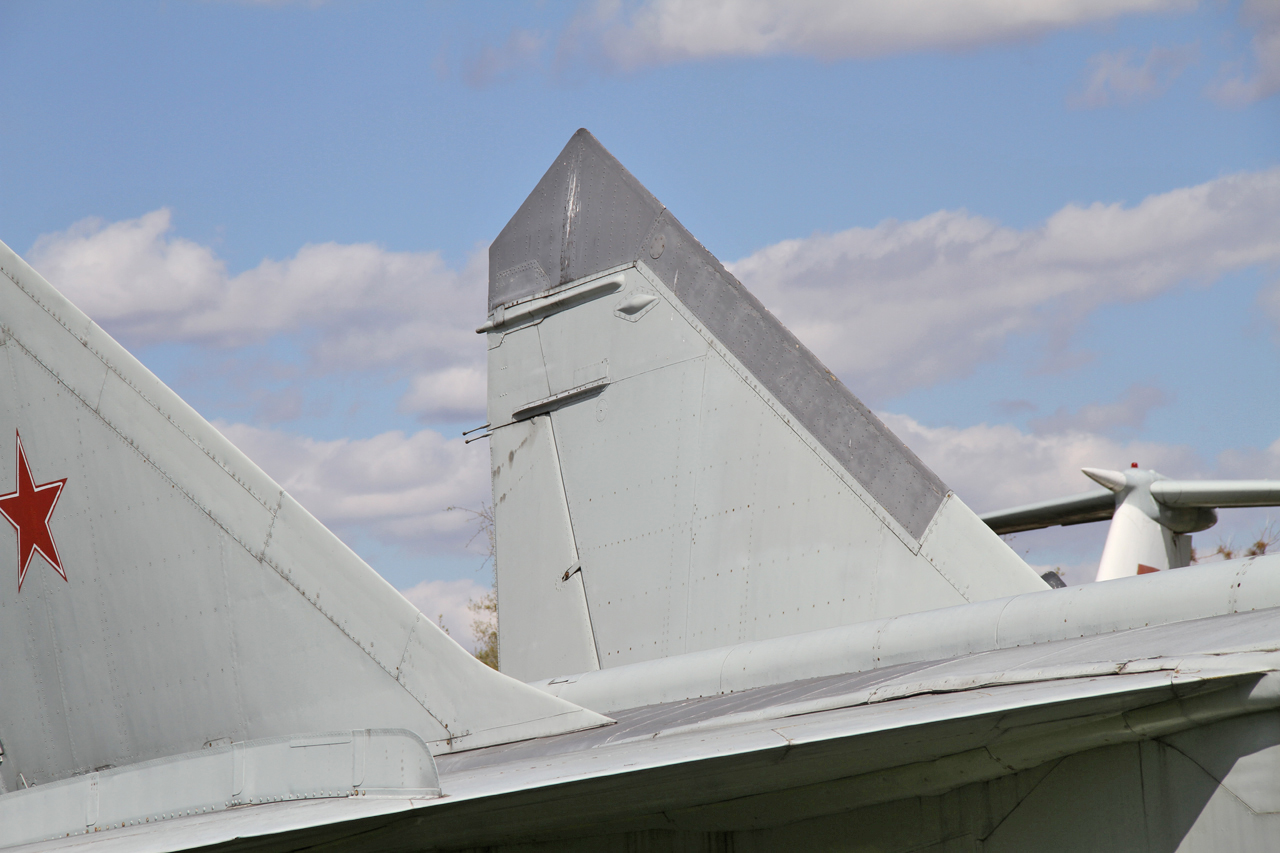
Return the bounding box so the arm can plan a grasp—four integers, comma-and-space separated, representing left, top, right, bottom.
1029, 384, 1171, 435
28, 211, 229, 329
399, 365, 488, 421
882, 411, 1203, 513
729, 168, 1280, 399
399, 578, 491, 652
1214, 435, 1280, 481
30, 209, 482, 354
29, 209, 490, 422
1071, 43, 1198, 107
567, 0, 1192, 68
464, 29, 547, 88
214, 421, 490, 549
1212, 0, 1280, 104
30, 167, 1280, 432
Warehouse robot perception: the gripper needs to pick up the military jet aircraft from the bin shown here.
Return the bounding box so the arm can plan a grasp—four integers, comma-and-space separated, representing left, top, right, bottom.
981, 466, 1280, 581
2, 130, 1280, 852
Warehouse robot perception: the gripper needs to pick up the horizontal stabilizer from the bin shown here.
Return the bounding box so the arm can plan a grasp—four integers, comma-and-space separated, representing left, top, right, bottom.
0, 240, 608, 795
1151, 479, 1280, 508
980, 489, 1116, 534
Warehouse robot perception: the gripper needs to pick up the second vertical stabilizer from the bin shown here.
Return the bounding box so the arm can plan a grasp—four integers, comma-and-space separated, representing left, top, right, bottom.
486, 130, 1047, 682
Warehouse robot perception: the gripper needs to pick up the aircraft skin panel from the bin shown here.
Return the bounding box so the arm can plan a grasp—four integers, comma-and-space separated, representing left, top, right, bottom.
1, 341, 449, 782
681, 351, 956, 650
95, 366, 278, 555
1, 339, 253, 784
492, 260, 1043, 673
551, 356, 707, 665
981, 732, 1280, 852
488, 129, 946, 542
530, 268, 707, 395
491, 415, 599, 683
641, 209, 948, 543
0, 239, 610, 796
918, 492, 1051, 603
486, 324, 551, 427
984, 742, 1150, 852
540, 274, 963, 664
1165, 711, 1280, 815
15, 631, 1275, 851
532, 559, 1280, 714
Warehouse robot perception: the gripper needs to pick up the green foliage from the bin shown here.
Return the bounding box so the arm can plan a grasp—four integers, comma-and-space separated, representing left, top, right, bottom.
1192, 521, 1279, 564
448, 502, 499, 669
468, 587, 499, 670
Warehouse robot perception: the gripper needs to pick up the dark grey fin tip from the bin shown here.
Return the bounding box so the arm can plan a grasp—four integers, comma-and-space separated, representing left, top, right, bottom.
489, 129, 665, 312
489, 130, 948, 540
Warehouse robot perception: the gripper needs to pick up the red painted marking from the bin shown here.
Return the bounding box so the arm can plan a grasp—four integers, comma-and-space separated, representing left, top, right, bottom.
1131, 462, 1139, 468
0, 431, 68, 592
1137, 564, 1160, 575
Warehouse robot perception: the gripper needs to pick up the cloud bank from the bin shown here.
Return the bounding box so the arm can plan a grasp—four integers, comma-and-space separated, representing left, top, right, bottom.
29, 210, 488, 422
1072, 43, 1198, 107
1213, 0, 1280, 104
566, 0, 1192, 68
35, 168, 1279, 424
214, 421, 490, 549
729, 167, 1280, 398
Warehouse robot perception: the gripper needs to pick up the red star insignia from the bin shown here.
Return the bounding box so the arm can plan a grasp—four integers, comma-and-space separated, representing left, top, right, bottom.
0, 431, 68, 592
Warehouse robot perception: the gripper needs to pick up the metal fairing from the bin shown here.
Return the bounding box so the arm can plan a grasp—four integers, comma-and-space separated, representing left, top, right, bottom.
0, 241, 609, 801
486, 130, 1046, 681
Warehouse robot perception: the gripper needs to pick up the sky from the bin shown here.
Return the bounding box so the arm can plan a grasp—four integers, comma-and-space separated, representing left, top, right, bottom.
2, 0, 1278, 646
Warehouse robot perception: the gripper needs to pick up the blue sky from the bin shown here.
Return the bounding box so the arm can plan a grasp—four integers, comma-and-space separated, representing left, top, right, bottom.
2, 1, 1278, 632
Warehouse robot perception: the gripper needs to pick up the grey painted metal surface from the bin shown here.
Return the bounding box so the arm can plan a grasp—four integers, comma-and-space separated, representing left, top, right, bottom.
0, 240, 608, 798
1152, 478, 1280, 507
488, 129, 947, 541
0, 729, 438, 848
487, 261, 1045, 679
531, 557, 1280, 713
981, 487, 1116, 534
490, 415, 600, 681
485, 131, 1048, 680
466, 606, 1280, 775
12, 605, 1280, 851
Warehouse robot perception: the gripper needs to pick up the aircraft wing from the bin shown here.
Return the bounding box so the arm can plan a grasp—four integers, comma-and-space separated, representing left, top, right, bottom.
7, 603, 1280, 851
1151, 479, 1280, 508
980, 479, 1280, 536
979, 488, 1116, 534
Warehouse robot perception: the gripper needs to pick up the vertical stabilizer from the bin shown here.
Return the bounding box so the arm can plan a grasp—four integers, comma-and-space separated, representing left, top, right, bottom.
486, 130, 1047, 682
0, 241, 607, 793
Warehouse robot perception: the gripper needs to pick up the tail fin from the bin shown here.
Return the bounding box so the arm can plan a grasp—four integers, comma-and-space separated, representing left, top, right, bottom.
486, 130, 1047, 682
0, 240, 606, 792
